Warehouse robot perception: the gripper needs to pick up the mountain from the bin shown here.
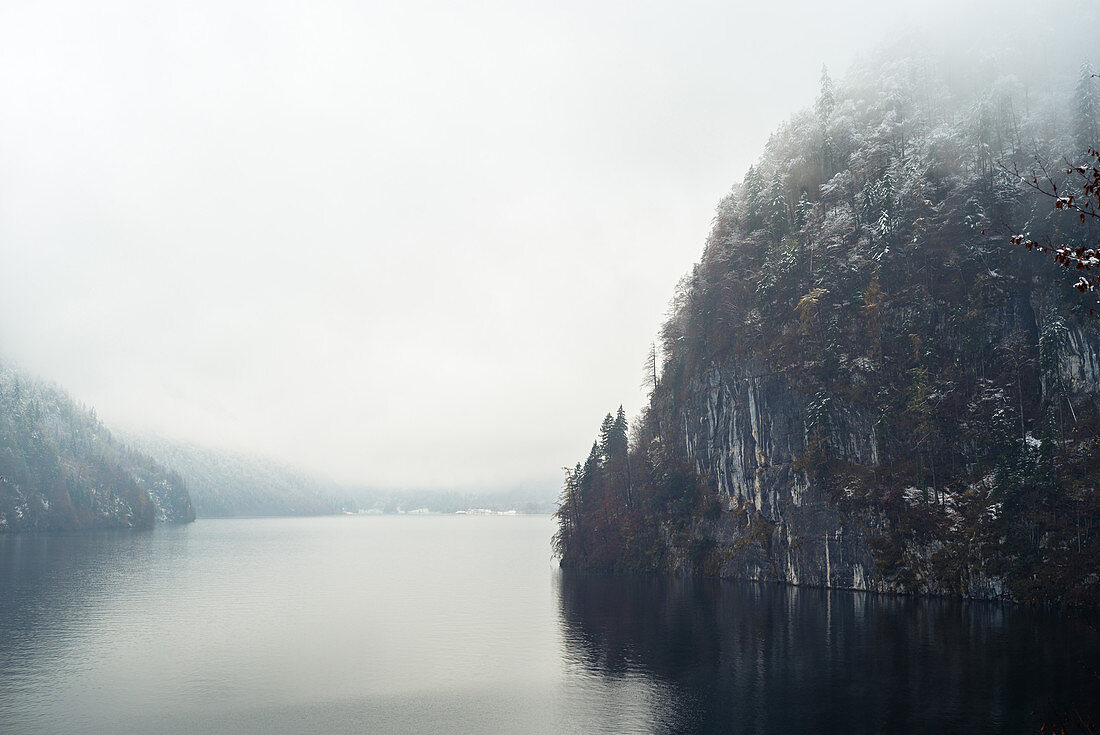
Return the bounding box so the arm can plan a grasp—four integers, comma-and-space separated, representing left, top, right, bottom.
0, 363, 195, 532
122, 434, 560, 518
555, 48, 1100, 604
122, 434, 344, 518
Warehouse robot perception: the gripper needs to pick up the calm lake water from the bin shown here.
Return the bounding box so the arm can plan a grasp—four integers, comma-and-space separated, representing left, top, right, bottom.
1, 515, 1097, 734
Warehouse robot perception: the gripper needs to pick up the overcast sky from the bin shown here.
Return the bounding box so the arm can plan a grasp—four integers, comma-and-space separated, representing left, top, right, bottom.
0, 0, 1062, 490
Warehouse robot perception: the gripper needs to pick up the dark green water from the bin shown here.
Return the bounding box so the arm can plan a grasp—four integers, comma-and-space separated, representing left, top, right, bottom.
0, 515, 1096, 734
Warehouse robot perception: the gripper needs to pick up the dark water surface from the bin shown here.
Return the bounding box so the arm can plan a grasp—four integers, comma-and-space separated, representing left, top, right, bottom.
0, 516, 1096, 734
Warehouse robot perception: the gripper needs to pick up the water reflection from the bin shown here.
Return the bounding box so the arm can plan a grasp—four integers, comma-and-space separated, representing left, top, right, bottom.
3, 522, 1098, 735
557, 573, 1100, 734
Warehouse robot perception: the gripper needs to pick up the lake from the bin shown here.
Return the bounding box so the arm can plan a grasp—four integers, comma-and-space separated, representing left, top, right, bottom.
0, 515, 1096, 734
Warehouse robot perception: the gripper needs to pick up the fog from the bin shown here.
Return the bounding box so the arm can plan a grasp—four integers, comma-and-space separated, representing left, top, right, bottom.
0, 0, 1064, 489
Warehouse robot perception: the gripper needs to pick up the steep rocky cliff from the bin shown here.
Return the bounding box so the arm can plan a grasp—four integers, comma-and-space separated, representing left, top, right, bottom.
659, 293, 1100, 602
0, 363, 195, 532
556, 51, 1100, 604
678, 361, 881, 592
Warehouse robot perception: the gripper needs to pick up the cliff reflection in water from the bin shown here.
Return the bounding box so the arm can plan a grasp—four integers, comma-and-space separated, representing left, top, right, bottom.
557, 573, 1100, 734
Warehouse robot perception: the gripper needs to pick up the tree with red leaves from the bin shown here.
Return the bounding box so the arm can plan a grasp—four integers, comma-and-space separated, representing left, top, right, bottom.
1008, 147, 1100, 314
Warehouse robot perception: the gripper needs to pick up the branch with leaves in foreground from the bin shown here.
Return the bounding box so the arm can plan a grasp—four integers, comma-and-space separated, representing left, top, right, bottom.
1006, 148, 1100, 313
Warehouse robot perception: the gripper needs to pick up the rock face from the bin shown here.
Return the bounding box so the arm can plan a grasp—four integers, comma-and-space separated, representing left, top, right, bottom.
1062, 328, 1100, 398
680, 362, 880, 592
670, 318, 1100, 601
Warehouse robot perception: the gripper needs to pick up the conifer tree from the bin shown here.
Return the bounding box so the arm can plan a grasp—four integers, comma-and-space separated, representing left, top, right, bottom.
597, 414, 616, 458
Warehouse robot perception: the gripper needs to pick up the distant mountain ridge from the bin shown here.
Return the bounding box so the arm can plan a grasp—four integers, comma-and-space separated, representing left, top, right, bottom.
123, 434, 560, 517
121, 433, 344, 518
0, 362, 194, 531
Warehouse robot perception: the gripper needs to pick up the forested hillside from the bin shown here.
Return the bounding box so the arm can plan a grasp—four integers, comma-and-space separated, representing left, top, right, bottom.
123, 434, 344, 518
0, 363, 194, 531
556, 49, 1100, 604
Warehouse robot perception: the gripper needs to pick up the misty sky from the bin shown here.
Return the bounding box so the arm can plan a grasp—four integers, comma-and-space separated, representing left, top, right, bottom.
0, 0, 1057, 489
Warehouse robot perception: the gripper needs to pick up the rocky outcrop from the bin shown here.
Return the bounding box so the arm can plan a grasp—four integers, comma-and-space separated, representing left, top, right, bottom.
1062, 327, 1100, 402
669, 319, 1100, 602
677, 363, 881, 593
557, 52, 1100, 605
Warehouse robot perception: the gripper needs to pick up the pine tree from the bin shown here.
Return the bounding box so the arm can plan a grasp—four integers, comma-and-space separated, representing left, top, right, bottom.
765, 173, 790, 237
795, 191, 810, 232
597, 414, 616, 458
609, 407, 629, 458
742, 165, 766, 231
